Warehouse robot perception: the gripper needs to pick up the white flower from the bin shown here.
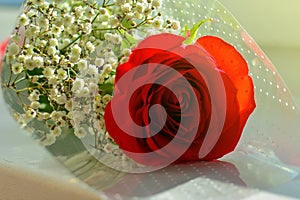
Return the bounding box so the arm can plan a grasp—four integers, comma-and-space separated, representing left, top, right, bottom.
43, 67, 54, 78
49, 76, 58, 85
102, 94, 112, 104
18, 13, 29, 26
30, 101, 40, 110
12, 62, 23, 74
135, 2, 145, 13
36, 39, 47, 48
24, 109, 37, 122
74, 6, 84, 18
50, 111, 63, 121
74, 127, 86, 139
38, 18, 49, 28
51, 126, 62, 137
103, 64, 112, 74
152, 18, 163, 28
32, 0, 45, 6
72, 78, 85, 92
7, 42, 19, 56
85, 7, 95, 19
82, 22, 92, 34
95, 58, 104, 67
47, 46, 57, 56
99, 8, 107, 15
10, 33, 21, 43
171, 20, 181, 30
42, 134, 56, 146
88, 82, 98, 94
86, 41, 95, 52
55, 94, 67, 105
51, 25, 63, 36
63, 14, 75, 26
121, 3, 132, 13
28, 90, 40, 102
49, 38, 58, 47
88, 64, 98, 76
77, 59, 88, 74
123, 49, 131, 57
57, 68, 68, 80
65, 99, 73, 111
108, 16, 119, 28
152, 0, 161, 8
77, 87, 90, 97
33, 56, 44, 68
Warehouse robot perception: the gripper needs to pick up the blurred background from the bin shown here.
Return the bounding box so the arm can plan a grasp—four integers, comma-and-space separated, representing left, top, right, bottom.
0, 0, 299, 105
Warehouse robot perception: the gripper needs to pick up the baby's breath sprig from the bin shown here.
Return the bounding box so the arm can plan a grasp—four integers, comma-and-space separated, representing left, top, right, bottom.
2, 0, 181, 151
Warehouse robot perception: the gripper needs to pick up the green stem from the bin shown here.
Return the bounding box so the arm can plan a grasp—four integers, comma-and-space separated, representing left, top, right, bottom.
60, 34, 82, 53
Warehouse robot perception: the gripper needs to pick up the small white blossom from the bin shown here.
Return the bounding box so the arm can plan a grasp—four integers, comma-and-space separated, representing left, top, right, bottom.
38, 18, 49, 28
86, 41, 95, 52
152, 0, 161, 8
51, 25, 63, 36
25, 58, 36, 70
65, 99, 73, 111
95, 58, 104, 67
32, 0, 45, 6
63, 14, 75, 26
33, 56, 44, 68
72, 78, 85, 92
152, 18, 163, 28
85, 7, 95, 19
28, 90, 40, 102
77, 59, 88, 74
49, 76, 58, 85
171, 20, 181, 30
123, 49, 131, 57
47, 46, 57, 56
43, 67, 54, 78
99, 8, 107, 15
12, 62, 23, 74
121, 3, 132, 13
42, 134, 56, 146
49, 38, 58, 47
55, 93, 67, 105
103, 64, 112, 74
10, 33, 21, 43
57, 68, 68, 80
30, 101, 40, 110
88, 64, 98, 76
7, 43, 19, 56
24, 109, 37, 122
88, 82, 98, 94
50, 111, 63, 121
135, 2, 145, 13
74, 6, 84, 18
74, 127, 87, 138
108, 16, 119, 28
102, 94, 112, 104
77, 87, 90, 97
18, 13, 29, 26
51, 126, 62, 137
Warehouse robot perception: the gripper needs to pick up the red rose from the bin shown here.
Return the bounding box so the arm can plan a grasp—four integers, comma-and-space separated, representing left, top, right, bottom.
0, 38, 9, 70
104, 33, 255, 166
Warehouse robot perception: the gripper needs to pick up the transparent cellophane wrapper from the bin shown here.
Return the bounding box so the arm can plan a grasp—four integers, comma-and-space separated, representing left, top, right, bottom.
1, 0, 300, 199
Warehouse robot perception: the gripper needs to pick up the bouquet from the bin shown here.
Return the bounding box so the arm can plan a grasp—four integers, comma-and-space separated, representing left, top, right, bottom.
1, 0, 256, 171
7, 0, 300, 175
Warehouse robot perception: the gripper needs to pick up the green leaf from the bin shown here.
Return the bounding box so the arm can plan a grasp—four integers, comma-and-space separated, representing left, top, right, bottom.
119, 29, 137, 49
38, 95, 53, 113
183, 19, 213, 45
180, 24, 189, 37
99, 82, 114, 95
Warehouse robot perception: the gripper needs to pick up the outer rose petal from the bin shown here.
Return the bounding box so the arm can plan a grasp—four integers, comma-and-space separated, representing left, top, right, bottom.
197, 36, 256, 159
